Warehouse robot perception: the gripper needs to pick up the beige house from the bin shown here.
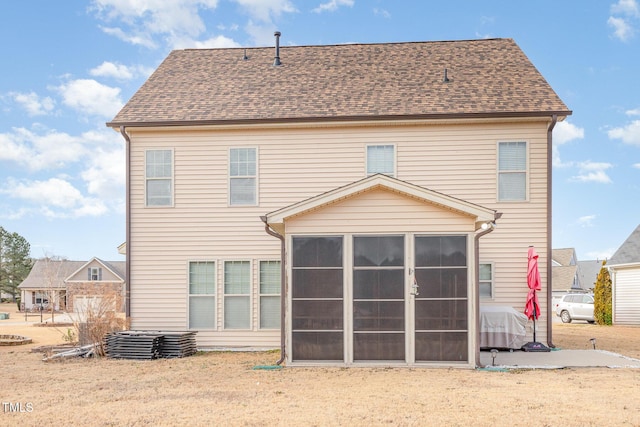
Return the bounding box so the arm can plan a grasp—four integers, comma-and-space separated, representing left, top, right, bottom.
18, 258, 126, 314
108, 37, 570, 367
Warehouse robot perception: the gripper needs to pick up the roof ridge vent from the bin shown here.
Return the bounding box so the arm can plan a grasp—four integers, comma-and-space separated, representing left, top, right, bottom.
273, 31, 282, 66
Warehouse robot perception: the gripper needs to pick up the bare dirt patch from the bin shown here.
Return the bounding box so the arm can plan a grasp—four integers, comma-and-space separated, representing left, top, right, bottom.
2, 303, 640, 426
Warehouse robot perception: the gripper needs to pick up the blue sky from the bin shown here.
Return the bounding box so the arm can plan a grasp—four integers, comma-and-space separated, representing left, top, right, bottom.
1, 0, 639, 262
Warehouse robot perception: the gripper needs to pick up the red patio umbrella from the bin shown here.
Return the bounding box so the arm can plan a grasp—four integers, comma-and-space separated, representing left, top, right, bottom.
522, 246, 550, 352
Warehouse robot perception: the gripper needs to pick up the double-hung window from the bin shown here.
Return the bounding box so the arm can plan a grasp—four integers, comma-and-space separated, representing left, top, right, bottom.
366, 144, 395, 176
479, 263, 494, 299
145, 149, 173, 206
224, 261, 251, 329
229, 148, 257, 205
498, 141, 527, 201
88, 267, 102, 281
259, 261, 281, 329
188, 261, 216, 329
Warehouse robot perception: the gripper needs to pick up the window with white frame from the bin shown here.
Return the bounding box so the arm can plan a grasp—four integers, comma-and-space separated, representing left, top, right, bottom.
479, 263, 494, 299
188, 261, 216, 329
88, 267, 102, 281
366, 144, 395, 176
224, 261, 251, 329
229, 148, 257, 205
259, 260, 281, 329
145, 149, 173, 206
498, 141, 526, 201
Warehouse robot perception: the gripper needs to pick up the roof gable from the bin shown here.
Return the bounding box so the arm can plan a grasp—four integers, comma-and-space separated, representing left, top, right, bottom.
18, 258, 126, 289
609, 224, 640, 266
66, 257, 126, 282
109, 38, 570, 127
265, 174, 497, 233
552, 248, 577, 266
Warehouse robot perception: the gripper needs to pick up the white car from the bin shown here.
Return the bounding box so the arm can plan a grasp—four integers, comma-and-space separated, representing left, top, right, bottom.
555, 293, 595, 323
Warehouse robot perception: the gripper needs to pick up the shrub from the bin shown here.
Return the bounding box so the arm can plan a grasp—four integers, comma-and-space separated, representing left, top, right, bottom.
594, 261, 612, 325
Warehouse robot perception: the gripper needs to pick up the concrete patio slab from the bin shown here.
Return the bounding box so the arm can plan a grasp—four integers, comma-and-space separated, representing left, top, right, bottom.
480, 349, 640, 369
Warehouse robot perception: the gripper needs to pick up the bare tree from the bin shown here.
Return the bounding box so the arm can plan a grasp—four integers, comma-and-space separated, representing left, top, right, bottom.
40, 255, 68, 324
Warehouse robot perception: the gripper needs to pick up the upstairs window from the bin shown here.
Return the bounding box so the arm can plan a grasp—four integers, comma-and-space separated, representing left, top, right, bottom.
366, 145, 395, 176
88, 267, 102, 281
229, 148, 257, 205
145, 149, 173, 206
498, 141, 527, 201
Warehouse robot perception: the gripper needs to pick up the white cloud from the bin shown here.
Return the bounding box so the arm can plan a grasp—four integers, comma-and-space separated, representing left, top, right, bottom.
570, 161, 613, 184
79, 131, 125, 202
373, 8, 391, 19
552, 120, 584, 167
626, 108, 640, 116
0, 177, 107, 219
608, 119, 640, 145
99, 25, 157, 48
312, 0, 354, 13
54, 79, 123, 118
90, 61, 134, 80
0, 127, 87, 171
608, 16, 635, 41
173, 34, 241, 49
93, 0, 222, 49
611, 0, 640, 17
0, 127, 125, 219
608, 1, 639, 41
577, 215, 596, 227
235, 0, 297, 22
10, 91, 56, 116
554, 120, 585, 145
633, 163, 640, 169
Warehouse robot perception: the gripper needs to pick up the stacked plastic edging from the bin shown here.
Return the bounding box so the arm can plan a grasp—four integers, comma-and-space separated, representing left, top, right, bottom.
104, 331, 197, 360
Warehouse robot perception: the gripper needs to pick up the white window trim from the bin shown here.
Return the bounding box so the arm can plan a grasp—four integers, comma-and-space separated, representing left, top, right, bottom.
365, 144, 396, 177
144, 148, 174, 208
496, 141, 529, 202
187, 260, 217, 331
228, 147, 259, 206
258, 259, 281, 330
222, 260, 253, 330
479, 262, 494, 300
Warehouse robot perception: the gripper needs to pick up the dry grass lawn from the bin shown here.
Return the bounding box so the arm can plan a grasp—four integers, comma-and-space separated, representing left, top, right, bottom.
2, 302, 640, 426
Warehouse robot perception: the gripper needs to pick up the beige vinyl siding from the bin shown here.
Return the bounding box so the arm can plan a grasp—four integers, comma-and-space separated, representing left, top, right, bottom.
285, 188, 476, 235
127, 118, 551, 347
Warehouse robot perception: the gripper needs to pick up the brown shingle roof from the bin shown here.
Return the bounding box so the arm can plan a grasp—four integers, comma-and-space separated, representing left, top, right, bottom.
108, 38, 570, 127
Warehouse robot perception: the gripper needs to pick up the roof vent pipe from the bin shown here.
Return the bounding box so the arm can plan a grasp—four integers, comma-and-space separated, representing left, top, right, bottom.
273, 31, 282, 66
443, 68, 450, 83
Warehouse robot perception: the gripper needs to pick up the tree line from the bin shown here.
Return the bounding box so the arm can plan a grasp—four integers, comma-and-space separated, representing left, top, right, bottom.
0, 226, 33, 304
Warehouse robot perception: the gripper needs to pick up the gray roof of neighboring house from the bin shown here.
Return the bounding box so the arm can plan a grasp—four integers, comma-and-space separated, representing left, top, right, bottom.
108, 38, 570, 127
608, 224, 640, 266
552, 264, 579, 292
578, 260, 605, 290
18, 259, 126, 290
553, 248, 576, 266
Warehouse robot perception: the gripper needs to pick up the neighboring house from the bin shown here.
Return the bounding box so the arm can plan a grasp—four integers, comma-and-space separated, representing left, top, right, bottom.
107, 37, 570, 367
551, 248, 589, 306
577, 259, 603, 292
18, 258, 126, 313
608, 224, 640, 325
